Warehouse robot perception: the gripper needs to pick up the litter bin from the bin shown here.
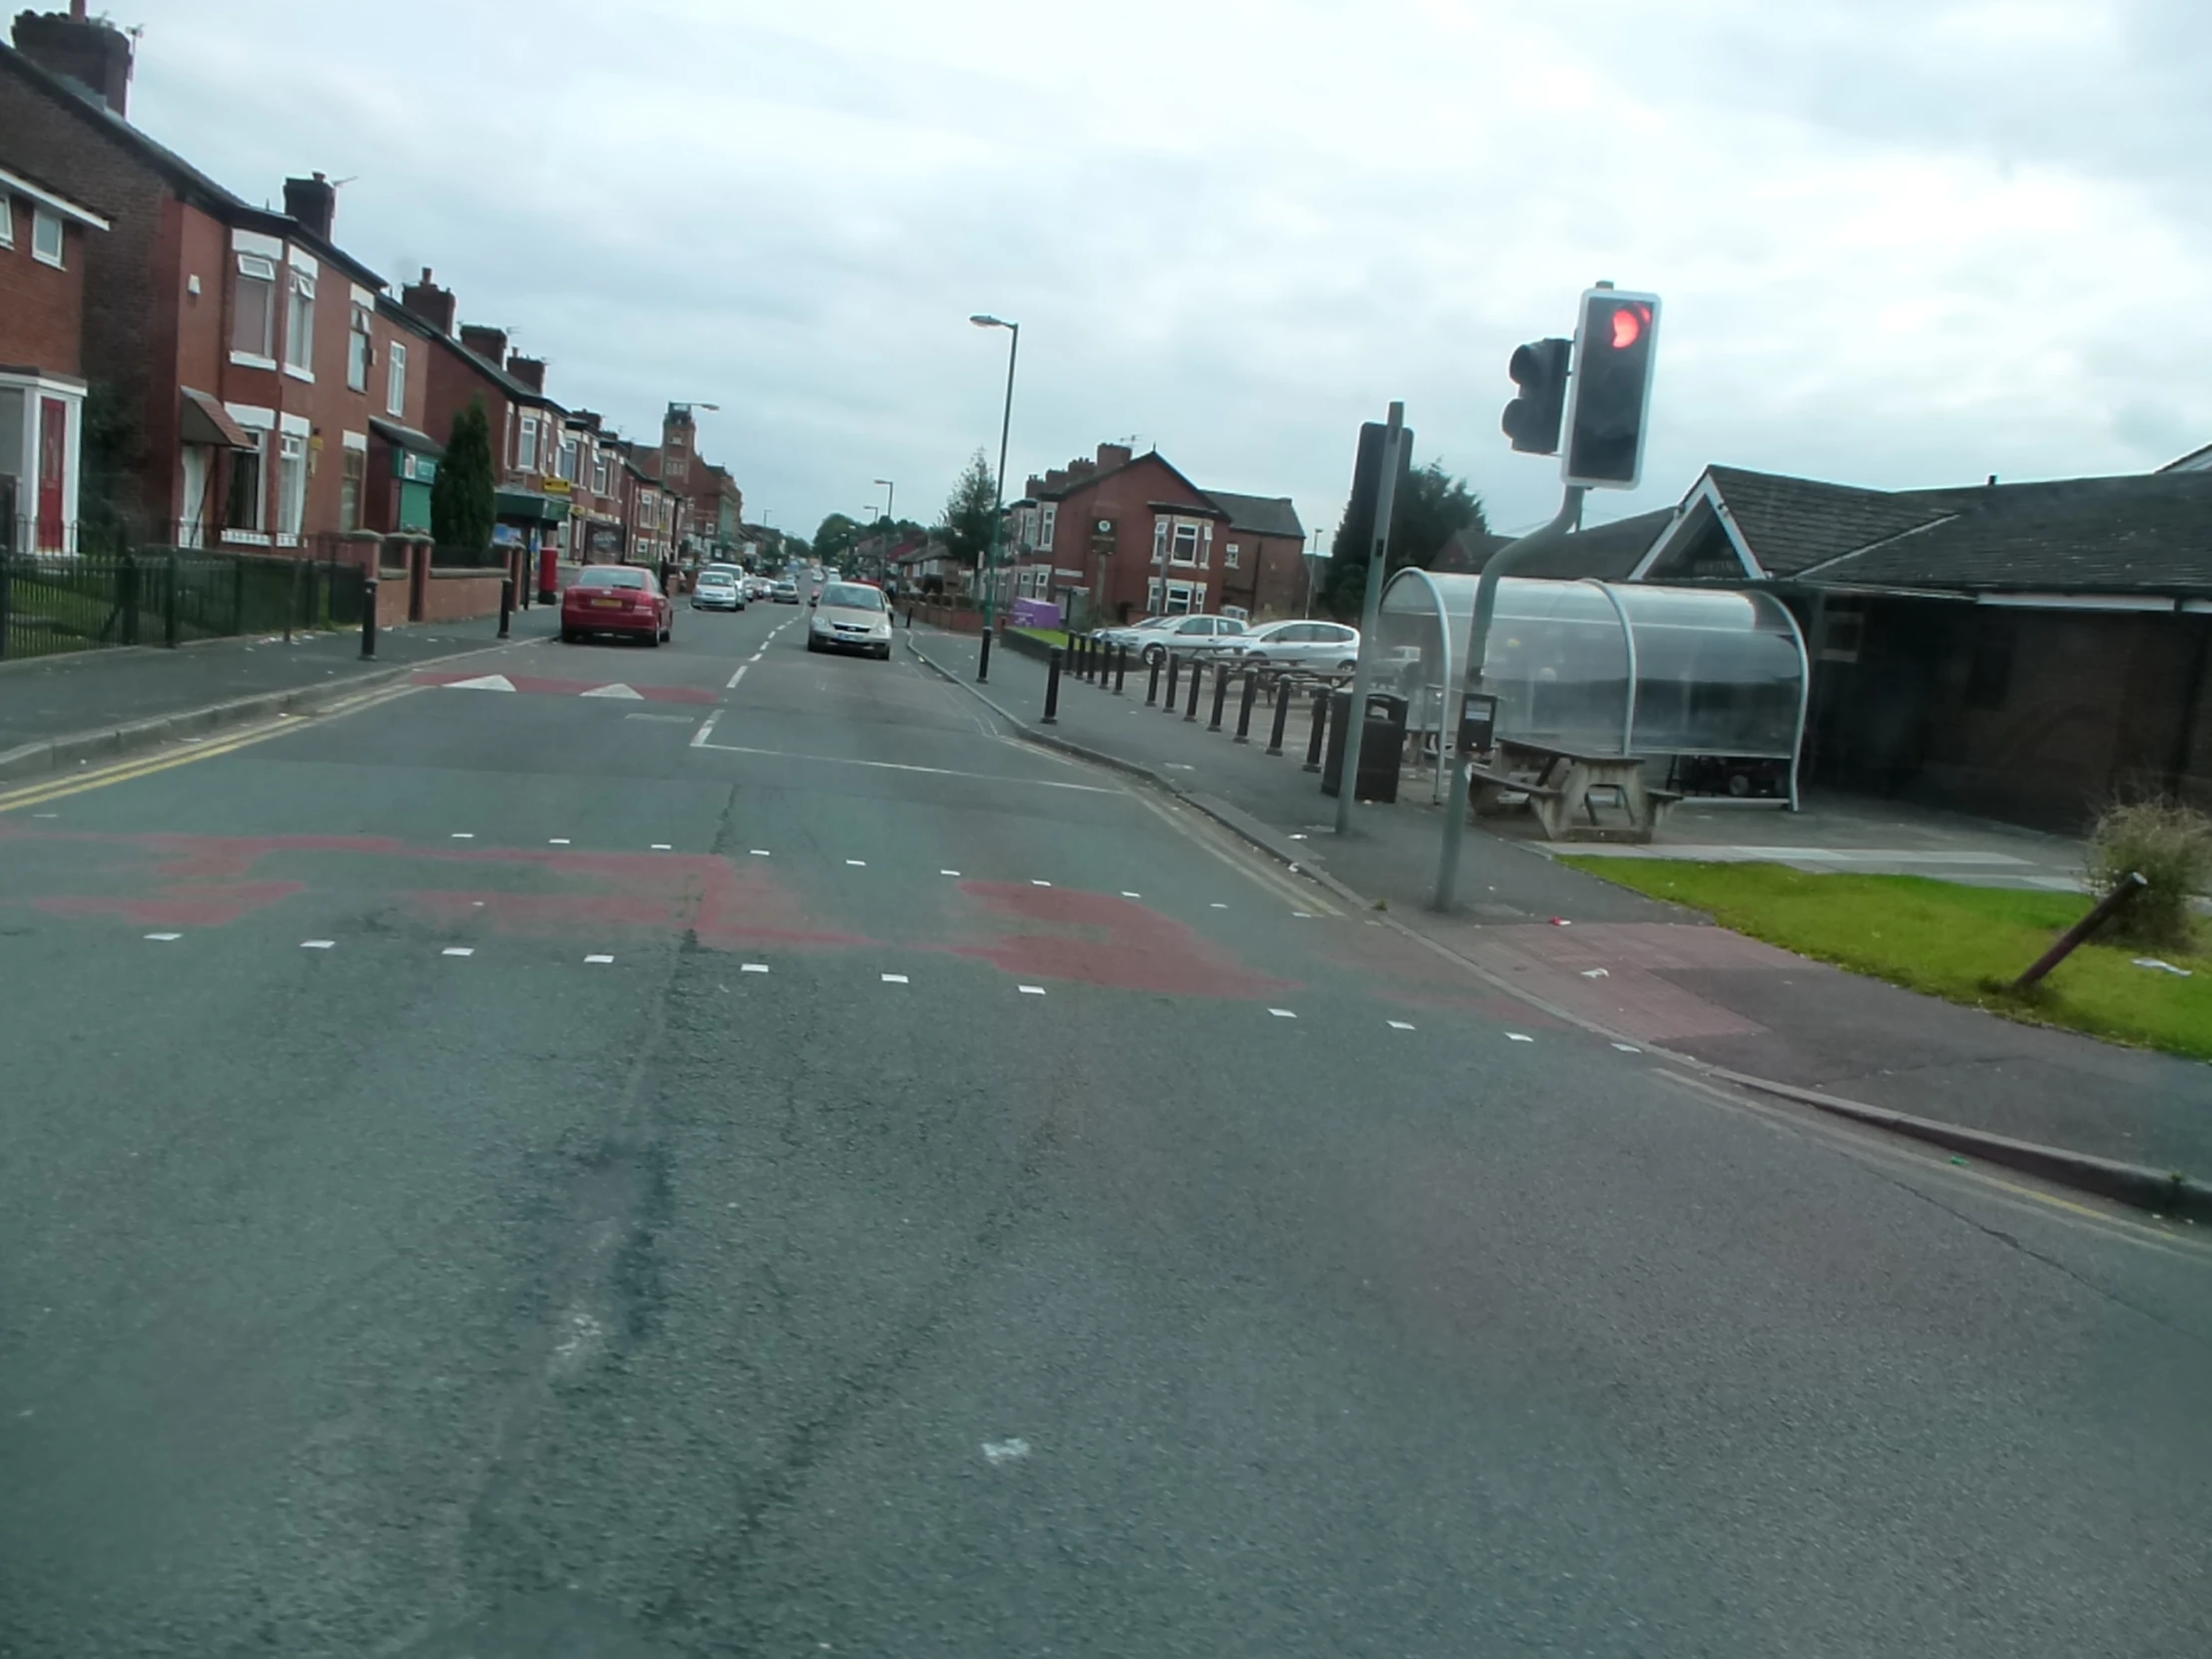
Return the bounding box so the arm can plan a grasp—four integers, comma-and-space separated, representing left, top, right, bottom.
1322, 691, 1408, 803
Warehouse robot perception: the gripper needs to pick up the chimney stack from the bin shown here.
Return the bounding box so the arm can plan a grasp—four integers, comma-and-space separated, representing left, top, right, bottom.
1097, 442, 1133, 469
1024, 475, 1045, 499
505, 353, 546, 393
399, 268, 456, 336
281, 173, 336, 242
11, 2, 136, 115
459, 323, 509, 366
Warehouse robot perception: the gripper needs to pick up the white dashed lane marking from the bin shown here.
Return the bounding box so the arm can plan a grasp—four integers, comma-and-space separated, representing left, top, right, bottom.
846, 859, 867, 867
1121, 890, 1141, 898
940, 869, 961, 877
450, 832, 474, 840
1018, 985, 1046, 996
442, 947, 475, 958
549, 838, 571, 845
1387, 1020, 1415, 1031
651, 843, 673, 851
585, 954, 615, 964
881, 973, 909, 984
1507, 1032, 1534, 1043
1031, 880, 1052, 888
1269, 1008, 1298, 1019
144, 932, 182, 942
741, 963, 771, 974
750, 849, 772, 857
300, 940, 334, 950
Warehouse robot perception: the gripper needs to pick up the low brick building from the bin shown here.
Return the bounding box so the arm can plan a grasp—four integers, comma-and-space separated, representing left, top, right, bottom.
0, 154, 107, 549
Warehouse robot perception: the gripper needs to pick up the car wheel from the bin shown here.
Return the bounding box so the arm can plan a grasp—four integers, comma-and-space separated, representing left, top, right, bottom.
806, 635, 820, 653
874, 644, 891, 660
560, 628, 576, 644
1244, 653, 1270, 668
1337, 659, 1358, 672
1143, 644, 1166, 667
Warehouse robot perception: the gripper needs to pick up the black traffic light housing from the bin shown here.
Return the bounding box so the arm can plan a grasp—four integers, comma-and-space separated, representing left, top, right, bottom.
1501, 337, 1570, 455
1561, 288, 1661, 489
1344, 418, 1414, 556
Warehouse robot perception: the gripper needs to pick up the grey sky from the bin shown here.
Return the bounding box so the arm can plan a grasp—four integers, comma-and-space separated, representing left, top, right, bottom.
117, 0, 2211, 541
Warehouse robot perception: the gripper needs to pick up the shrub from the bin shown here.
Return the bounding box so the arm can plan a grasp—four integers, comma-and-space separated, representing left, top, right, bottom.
2084, 801, 2212, 951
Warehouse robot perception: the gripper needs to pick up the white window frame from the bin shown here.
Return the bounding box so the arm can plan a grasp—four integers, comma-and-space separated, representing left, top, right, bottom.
1170, 523, 1200, 566
276, 429, 308, 544
282, 268, 316, 379
0, 196, 13, 249
30, 208, 64, 269
1161, 580, 1198, 615
517, 413, 540, 472
223, 430, 270, 541
232, 254, 278, 365
592, 453, 611, 495
1221, 604, 1250, 622
1152, 518, 1168, 565
1039, 504, 1056, 551
385, 340, 407, 415
558, 435, 579, 483
338, 433, 366, 533
1224, 540, 1241, 570
347, 303, 372, 391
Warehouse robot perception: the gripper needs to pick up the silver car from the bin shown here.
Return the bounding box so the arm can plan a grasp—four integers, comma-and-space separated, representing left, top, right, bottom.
691, 568, 746, 612
1217, 619, 1360, 672
806, 580, 893, 659
1108, 613, 1248, 666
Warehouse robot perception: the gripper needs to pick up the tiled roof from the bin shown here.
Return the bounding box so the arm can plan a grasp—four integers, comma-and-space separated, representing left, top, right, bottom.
1433, 509, 1673, 581
1204, 490, 1304, 539
1704, 465, 1952, 577
1802, 472, 2212, 596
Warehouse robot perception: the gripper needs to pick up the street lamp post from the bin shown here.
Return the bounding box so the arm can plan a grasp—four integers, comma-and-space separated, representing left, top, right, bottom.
969, 314, 1019, 652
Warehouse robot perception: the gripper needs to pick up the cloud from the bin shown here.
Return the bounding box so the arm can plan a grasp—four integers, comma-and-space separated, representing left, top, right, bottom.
114, 0, 2212, 543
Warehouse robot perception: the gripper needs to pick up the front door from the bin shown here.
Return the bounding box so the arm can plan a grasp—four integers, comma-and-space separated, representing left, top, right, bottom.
37, 397, 67, 552
179, 447, 210, 548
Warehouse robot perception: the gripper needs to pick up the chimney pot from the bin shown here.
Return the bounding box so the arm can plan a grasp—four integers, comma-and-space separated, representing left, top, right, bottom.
282, 174, 336, 242
13, 2, 136, 115
400, 271, 457, 336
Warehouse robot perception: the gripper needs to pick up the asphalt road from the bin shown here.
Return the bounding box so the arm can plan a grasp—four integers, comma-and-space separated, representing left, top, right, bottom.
2, 601, 2208, 1658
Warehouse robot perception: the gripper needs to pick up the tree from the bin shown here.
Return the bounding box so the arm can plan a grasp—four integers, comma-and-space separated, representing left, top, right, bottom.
813, 512, 861, 563
1318, 461, 1485, 619
431, 396, 496, 552
939, 449, 998, 580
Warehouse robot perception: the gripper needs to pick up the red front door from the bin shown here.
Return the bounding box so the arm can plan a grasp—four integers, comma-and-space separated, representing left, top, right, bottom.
36, 397, 67, 552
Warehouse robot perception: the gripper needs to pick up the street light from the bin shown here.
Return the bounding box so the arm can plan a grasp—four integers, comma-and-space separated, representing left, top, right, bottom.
970, 314, 1019, 642
872, 478, 894, 525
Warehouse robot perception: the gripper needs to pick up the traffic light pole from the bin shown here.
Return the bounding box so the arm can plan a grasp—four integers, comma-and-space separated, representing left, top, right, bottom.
1335, 401, 1405, 839
1430, 482, 1585, 912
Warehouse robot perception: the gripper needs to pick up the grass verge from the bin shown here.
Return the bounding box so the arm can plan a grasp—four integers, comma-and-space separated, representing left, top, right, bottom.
1560, 858, 2212, 1060
1012, 626, 1073, 650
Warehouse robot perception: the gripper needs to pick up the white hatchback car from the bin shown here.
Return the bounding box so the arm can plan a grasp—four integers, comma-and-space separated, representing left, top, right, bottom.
1109, 613, 1248, 666
1217, 619, 1361, 672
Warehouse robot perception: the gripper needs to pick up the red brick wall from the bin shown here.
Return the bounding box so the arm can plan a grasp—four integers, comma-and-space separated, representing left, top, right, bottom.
0, 203, 91, 375
419, 570, 502, 623
1037, 454, 1220, 621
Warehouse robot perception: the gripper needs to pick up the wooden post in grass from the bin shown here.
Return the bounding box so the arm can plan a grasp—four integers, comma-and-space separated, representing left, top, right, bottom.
2012, 871, 2148, 991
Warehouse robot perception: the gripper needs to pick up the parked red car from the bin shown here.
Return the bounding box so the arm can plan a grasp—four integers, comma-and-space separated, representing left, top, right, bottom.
561, 566, 671, 646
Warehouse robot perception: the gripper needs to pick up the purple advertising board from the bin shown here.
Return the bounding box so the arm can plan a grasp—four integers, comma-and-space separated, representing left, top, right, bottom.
1011, 597, 1064, 629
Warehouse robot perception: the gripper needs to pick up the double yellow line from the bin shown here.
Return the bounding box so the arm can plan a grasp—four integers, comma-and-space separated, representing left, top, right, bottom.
0, 680, 417, 815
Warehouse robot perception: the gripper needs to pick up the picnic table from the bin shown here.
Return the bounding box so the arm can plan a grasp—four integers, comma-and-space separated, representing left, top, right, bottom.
1464, 738, 1682, 843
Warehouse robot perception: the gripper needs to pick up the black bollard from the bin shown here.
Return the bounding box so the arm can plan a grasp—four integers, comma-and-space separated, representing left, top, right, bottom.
1042, 647, 1063, 725
1184, 658, 1204, 721
1266, 677, 1293, 756
360, 578, 378, 659
1208, 662, 1230, 731
1234, 670, 1259, 743
1303, 685, 1329, 772
1114, 645, 1129, 695
498, 576, 514, 639
978, 627, 993, 683
1146, 652, 1162, 705
1163, 652, 1180, 712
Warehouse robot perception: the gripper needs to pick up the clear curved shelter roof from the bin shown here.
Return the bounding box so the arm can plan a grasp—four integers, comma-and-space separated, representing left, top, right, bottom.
1376, 571, 1809, 762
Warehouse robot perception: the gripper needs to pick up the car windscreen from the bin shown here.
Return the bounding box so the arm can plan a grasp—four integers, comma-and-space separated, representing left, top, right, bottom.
699, 571, 736, 585
822, 584, 884, 611
576, 568, 647, 589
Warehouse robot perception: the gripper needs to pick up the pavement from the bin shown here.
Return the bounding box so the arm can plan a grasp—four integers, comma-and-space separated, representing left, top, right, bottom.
928, 627, 2212, 1185
3, 604, 2210, 1656
0, 611, 529, 777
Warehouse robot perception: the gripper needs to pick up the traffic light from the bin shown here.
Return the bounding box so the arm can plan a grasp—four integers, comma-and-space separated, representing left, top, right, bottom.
1561, 288, 1660, 488
1501, 337, 1570, 455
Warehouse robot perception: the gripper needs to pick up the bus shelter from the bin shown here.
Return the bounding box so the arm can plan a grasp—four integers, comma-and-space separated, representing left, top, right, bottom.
1375, 571, 1811, 807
